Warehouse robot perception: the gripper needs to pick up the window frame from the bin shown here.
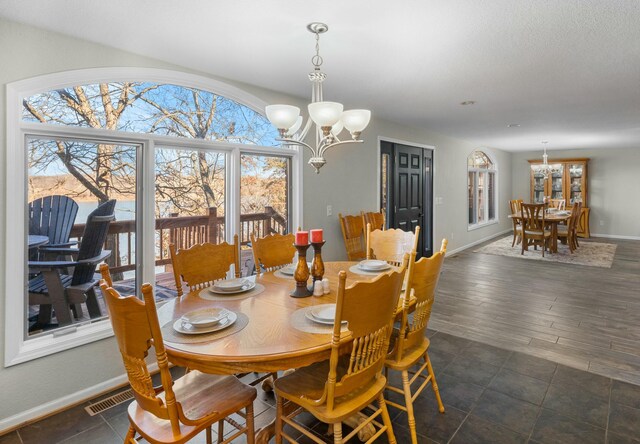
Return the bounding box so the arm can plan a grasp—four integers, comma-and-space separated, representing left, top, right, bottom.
467, 149, 498, 231
5, 68, 303, 366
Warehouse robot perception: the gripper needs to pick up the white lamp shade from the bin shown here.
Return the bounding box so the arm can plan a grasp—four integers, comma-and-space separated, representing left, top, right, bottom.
308, 101, 344, 127
330, 120, 344, 136
265, 105, 300, 129
342, 109, 371, 133
288, 116, 303, 135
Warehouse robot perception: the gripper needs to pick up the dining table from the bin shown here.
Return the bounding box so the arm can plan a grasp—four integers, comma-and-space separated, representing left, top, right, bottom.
156, 260, 408, 443
508, 210, 571, 253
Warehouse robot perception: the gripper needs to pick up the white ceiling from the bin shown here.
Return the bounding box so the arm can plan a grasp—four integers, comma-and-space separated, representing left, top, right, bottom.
1, 0, 639, 152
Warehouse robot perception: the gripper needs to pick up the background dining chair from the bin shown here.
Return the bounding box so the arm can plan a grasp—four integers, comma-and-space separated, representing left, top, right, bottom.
274, 256, 409, 444
28, 199, 115, 327
508, 199, 524, 247
363, 210, 385, 231
338, 212, 366, 260
98, 271, 256, 444
548, 198, 566, 210
520, 203, 552, 257
557, 202, 581, 253
385, 240, 447, 444
366, 223, 420, 265
28, 195, 79, 259
250, 232, 296, 275
169, 235, 240, 297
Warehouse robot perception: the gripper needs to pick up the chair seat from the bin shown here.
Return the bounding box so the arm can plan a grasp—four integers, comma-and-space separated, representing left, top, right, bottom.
524, 230, 552, 237
274, 357, 387, 423
385, 337, 430, 371
28, 273, 73, 294
129, 371, 256, 444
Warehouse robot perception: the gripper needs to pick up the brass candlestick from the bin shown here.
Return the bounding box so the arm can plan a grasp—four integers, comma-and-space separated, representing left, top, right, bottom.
290, 243, 312, 298
311, 240, 325, 282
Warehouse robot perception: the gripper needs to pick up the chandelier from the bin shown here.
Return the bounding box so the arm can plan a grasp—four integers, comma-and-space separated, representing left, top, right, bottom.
265, 22, 371, 173
538, 141, 562, 178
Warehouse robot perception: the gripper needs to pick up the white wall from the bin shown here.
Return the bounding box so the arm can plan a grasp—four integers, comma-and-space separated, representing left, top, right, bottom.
511, 148, 640, 238
0, 17, 511, 426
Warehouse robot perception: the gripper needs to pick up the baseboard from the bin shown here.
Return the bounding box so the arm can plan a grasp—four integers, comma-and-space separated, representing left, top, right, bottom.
590, 233, 640, 241
0, 363, 158, 434
447, 229, 511, 256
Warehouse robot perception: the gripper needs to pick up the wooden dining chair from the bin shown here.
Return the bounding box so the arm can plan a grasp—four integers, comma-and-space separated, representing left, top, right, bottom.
250, 232, 296, 275
366, 223, 420, 266
384, 240, 447, 444
98, 265, 257, 444
520, 203, 552, 257
338, 212, 366, 260
549, 198, 566, 210
363, 210, 385, 231
169, 235, 240, 297
557, 202, 581, 253
274, 255, 409, 444
508, 199, 524, 247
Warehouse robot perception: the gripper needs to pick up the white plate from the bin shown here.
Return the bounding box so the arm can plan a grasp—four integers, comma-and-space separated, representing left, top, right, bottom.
214, 278, 248, 291
208, 281, 256, 295
280, 265, 296, 275
304, 310, 347, 326
310, 305, 336, 322
181, 307, 229, 328
173, 311, 237, 335
358, 260, 391, 271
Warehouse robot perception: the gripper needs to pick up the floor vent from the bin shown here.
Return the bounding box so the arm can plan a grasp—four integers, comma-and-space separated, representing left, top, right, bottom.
85, 389, 133, 416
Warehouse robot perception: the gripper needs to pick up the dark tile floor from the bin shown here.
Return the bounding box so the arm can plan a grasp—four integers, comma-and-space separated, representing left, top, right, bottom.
2, 331, 640, 444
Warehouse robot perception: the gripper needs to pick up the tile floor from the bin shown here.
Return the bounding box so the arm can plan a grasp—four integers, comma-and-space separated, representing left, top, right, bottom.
1, 331, 639, 443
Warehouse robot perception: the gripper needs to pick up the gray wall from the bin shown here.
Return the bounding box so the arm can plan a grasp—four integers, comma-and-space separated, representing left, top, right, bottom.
511, 148, 640, 238
0, 17, 511, 424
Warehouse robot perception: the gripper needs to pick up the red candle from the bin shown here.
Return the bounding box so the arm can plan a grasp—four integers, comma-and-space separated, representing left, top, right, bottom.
295, 230, 309, 245
310, 229, 323, 243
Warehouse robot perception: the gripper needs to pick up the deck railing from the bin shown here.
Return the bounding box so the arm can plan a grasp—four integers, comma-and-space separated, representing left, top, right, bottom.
70, 206, 287, 274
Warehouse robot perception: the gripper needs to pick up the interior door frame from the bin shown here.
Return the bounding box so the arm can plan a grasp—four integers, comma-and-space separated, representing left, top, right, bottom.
377, 136, 436, 256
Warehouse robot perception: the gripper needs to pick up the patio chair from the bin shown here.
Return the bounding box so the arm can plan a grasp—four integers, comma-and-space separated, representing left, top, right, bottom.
28, 199, 116, 327
28, 195, 79, 259
366, 223, 420, 266
338, 212, 366, 260
169, 235, 240, 297
384, 240, 448, 444
274, 255, 409, 444
98, 274, 257, 444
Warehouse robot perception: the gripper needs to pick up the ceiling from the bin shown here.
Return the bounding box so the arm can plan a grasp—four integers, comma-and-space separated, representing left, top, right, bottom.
1, 0, 639, 152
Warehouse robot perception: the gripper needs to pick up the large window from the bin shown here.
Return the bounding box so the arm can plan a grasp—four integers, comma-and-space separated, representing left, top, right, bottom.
467, 150, 497, 228
5, 69, 301, 364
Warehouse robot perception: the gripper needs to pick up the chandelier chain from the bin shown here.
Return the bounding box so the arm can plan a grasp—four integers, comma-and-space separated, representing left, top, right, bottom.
312, 31, 323, 70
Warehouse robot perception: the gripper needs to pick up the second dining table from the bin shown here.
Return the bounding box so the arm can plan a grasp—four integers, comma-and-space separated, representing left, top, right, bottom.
509, 210, 571, 253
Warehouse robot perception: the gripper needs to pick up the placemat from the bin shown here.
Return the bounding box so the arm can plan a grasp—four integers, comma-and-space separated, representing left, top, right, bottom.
198, 283, 266, 301
161, 312, 249, 344
290, 304, 348, 334
273, 269, 295, 280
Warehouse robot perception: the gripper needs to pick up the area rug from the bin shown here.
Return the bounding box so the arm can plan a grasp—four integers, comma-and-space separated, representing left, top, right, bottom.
474, 236, 617, 268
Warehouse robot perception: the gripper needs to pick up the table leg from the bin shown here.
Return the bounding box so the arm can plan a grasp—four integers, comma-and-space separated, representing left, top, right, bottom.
551, 223, 558, 253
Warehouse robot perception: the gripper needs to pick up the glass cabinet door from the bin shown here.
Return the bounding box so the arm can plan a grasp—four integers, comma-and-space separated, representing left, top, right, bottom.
568, 163, 585, 204
531, 166, 546, 203
550, 164, 564, 200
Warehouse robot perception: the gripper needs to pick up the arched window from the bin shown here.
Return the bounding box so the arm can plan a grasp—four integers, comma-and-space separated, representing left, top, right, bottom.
6, 69, 300, 364
468, 150, 497, 227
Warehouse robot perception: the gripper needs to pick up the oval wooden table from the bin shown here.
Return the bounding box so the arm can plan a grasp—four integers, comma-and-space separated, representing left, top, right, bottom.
509, 211, 571, 253
157, 261, 404, 442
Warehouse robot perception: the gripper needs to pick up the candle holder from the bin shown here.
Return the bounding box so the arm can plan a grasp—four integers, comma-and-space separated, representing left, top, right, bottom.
310, 240, 325, 283
290, 243, 313, 298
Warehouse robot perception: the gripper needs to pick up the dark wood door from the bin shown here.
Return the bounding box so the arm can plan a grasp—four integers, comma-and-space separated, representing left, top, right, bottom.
381, 141, 433, 258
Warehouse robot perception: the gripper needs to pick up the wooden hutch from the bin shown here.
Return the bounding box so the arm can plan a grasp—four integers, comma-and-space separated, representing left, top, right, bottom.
528, 158, 590, 237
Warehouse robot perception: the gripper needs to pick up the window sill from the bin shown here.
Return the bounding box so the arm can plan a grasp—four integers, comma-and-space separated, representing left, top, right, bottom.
467, 219, 498, 232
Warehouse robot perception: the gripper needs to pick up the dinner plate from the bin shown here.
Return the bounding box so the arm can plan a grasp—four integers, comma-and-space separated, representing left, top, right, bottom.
181, 307, 229, 328
213, 278, 248, 291
311, 305, 336, 321
279, 265, 296, 276
358, 260, 391, 272
208, 281, 256, 295
173, 311, 237, 335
